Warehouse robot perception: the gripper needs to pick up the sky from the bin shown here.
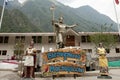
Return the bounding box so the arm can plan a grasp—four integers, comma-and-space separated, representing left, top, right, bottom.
56, 0, 120, 23
18, 0, 27, 4
18, 0, 120, 22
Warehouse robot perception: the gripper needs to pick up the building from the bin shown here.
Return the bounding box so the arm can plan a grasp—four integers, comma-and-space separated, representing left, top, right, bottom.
0, 30, 120, 60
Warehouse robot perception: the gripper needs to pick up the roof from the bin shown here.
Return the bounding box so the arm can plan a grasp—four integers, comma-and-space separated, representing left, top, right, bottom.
0, 32, 119, 36
0, 32, 55, 36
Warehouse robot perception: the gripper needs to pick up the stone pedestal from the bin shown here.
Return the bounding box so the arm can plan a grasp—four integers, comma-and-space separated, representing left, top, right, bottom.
97, 75, 112, 79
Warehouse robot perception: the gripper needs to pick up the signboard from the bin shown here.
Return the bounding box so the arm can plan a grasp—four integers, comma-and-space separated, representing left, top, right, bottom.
43, 62, 85, 72
42, 48, 86, 77
42, 48, 85, 62
47, 52, 80, 60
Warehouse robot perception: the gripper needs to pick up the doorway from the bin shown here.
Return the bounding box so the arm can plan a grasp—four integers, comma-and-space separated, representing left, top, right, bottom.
65, 35, 75, 46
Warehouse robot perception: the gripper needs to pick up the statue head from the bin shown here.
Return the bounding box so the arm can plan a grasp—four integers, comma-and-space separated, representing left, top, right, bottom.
59, 16, 64, 23
99, 42, 103, 47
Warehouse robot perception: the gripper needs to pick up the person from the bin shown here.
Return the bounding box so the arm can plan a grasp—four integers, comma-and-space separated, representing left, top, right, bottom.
35, 50, 41, 72
86, 50, 92, 71
23, 39, 36, 78
52, 16, 77, 48
7, 55, 9, 60
97, 43, 108, 75
11, 54, 16, 60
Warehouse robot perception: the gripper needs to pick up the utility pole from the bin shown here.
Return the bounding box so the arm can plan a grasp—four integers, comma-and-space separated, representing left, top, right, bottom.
113, 0, 120, 35
0, 0, 6, 29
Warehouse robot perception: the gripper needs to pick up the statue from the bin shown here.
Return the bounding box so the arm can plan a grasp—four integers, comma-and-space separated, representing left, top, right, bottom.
97, 43, 112, 79
52, 17, 77, 48
50, 5, 77, 49
23, 39, 37, 78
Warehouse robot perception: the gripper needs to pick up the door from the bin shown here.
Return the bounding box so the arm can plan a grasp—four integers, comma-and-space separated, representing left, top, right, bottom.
65, 35, 75, 46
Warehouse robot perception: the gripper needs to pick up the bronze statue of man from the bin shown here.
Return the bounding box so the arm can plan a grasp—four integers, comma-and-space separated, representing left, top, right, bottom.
52, 16, 77, 48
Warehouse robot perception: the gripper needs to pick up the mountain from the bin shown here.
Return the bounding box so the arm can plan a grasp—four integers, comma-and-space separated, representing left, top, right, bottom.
18, 0, 117, 32
0, 0, 118, 32
75, 6, 117, 31
18, 0, 61, 32
0, 6, 41, 32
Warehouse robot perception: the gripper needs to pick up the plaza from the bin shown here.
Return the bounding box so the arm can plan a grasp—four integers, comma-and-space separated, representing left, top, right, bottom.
0, 68, 120, 80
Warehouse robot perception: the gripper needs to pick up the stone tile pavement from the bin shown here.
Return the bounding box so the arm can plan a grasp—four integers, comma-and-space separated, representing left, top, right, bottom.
1, 69, 120, 80
0, 71, 21, 80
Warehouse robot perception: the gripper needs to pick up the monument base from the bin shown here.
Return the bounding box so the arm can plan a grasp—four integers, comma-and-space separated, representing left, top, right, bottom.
97, 75, 112, 79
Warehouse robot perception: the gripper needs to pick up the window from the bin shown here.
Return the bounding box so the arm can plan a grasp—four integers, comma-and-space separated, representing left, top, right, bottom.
4, 36, 9, 43
48, 36, 54, 43
15, 36, 20, 43
21, 36, 25, 43
115, 48, 120, 53
81, 35, 91, 43
37, 36, 42, 43
0, 36, 9, 43
0, 50, 7, 56
32, 36, 36, 43
32, 36, 42, 43
2, 50, 7, 56
0, 36, 3, 43
15, 36, 25, 43
81, 36, 86, 42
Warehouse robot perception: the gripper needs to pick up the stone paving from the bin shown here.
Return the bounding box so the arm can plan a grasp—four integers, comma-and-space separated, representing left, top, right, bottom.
0, 71, 21, 80
0, 69, 120, 80
35, 69, 120, 80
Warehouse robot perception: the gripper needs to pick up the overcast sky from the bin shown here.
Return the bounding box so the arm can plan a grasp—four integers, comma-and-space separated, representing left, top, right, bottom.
56, 0, 120, 22
18, 0, 26, 3
18, 0, 120, 22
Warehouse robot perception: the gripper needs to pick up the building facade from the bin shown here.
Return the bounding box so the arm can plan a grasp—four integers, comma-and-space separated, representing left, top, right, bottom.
0, 31, 120, 60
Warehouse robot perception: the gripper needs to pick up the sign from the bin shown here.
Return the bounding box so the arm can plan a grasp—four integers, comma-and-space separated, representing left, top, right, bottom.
42, 48, 86, 77
50, 66, 84, 73
42, 62, 85, 75
42, 48, 85, 62
47, 52, 80, 60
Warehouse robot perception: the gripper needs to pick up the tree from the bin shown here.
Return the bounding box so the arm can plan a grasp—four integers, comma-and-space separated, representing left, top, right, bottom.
90, 33, 117, 49
90, 24, 118, 52
14, 39, 25, 60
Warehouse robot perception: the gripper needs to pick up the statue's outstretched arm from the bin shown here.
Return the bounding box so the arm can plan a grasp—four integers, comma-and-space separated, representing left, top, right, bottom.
67, 24, 78, 28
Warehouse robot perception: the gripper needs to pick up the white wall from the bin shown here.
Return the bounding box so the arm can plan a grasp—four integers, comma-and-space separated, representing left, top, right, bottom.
1, 33, 120, 60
